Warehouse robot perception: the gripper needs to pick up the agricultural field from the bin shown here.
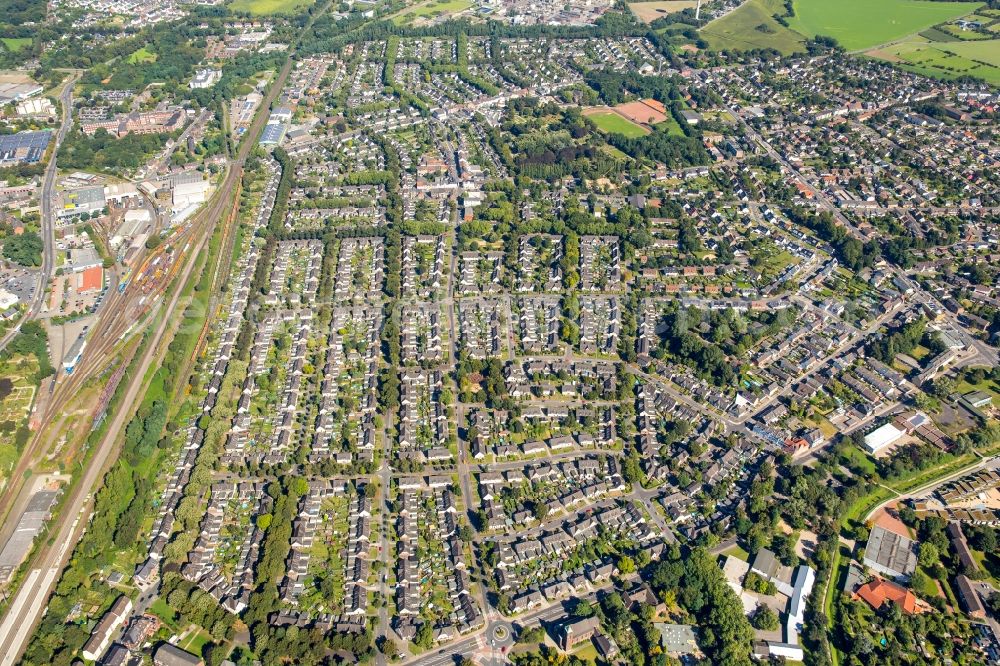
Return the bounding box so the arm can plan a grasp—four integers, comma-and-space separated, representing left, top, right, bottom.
628, 0, 697, 24
229, 0, 313, 15
788, 0, 982, 51
702, 0, 982, 55
587, 110, 650, 138
868, 34, 1000, 85
700, 0, 807, 55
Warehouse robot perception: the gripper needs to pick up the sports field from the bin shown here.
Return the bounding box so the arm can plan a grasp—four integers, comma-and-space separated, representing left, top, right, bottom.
229, 0, 312, 15
587, 111, 650, 138
789, 0, 982, 51
629, 1, 697, 24
701, 0, 807, 55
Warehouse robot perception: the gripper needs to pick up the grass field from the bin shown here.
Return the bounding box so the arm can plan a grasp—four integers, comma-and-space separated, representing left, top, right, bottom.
126, 47, 157, 64
392, 0, 473, 23
869, 35, 1000, 84
629, 0, 697, 23
229, 0, 312, 14
789, 0, 982, 51
0, 38, 32, 52
701, 0, 807, 54
588, 111, 650, 138
655, 115, 686, 136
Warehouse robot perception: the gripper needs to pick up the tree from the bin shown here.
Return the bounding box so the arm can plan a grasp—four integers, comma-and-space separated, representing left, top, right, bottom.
750, 605, 779, 631
377, 635, 400, 659
918, 542, 938, 568
570, 598, 595, 617
3, 231, 43, 266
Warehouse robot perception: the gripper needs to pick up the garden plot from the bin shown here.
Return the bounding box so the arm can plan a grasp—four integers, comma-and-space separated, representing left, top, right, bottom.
579, 295, 621, 355
517, 234, 563, 293
280, 481, 374, 619
223, 311, 314, 466
394, 485, 482, 643
401, 303, 445, 365
181, 481, 271, 614
457, 298, 507, 359
580, 236, 622, 292
265, 240, 323, 307
311, 307, 382, 466
489, 501, 654, 605
333, 237, 385, 303
401, 235, 446, 300
478, 456, 625, 530
457, 251, 503, 295
397, 368, 451, 465
517, 296, 561, 354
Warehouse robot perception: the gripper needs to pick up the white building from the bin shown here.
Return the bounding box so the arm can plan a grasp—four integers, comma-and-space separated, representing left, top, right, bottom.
189, 68, 222, 89
172, 179, 209, 210
863, 423, 904, 454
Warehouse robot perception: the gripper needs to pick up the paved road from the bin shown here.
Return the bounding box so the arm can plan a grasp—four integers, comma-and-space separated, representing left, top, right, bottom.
0, 72, 78, 355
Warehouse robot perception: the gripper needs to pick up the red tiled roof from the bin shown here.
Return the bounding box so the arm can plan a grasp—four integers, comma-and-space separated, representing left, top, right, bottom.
854, 579, 919, 614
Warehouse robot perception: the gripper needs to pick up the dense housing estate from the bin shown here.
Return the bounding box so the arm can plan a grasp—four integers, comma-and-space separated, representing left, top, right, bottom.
1, 1, 999, 666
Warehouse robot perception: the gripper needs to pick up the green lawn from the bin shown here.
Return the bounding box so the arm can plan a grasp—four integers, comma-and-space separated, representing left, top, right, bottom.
588, 111, 650, 138
149, 597, 178, 627
179, 627, 211, 655
789, 0, 983, 51
393, 0, 473, 22
655, 115, 686, 136
1, 37, 32, 52
701, 0, 807, 54
126, 47, 156, 64
229, 0, 313, 14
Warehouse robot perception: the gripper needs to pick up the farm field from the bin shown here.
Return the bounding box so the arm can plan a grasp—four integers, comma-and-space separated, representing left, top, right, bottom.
587, 111, 650, 138
788, 0, 983, 51
868, 35, 1000, 85
229, 0, 313, 15
701, 0, 807, 55
629, 0, 697, 24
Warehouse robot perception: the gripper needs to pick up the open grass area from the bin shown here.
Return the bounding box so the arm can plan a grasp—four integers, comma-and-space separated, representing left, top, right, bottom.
588, 111, 650, 138
229, 0, 313, 15
126, 47, 156, 64
869, 35, 1000, 84
701, 0, 807, 54
179, 626, 211, 655
629, 0, 697, 23
572, 642, 600, 662
956, 377, 1000, 409
789, 0, 982, 51
723, 544, 750, 561
1, 38, 32, 52
149, 597, 179, 628
655, 115, 686, 136
392, 0, 473, 23
840, 444, 878, 476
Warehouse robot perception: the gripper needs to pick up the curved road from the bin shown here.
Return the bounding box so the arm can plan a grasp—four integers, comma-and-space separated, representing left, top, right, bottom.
0, 72, 79, 354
